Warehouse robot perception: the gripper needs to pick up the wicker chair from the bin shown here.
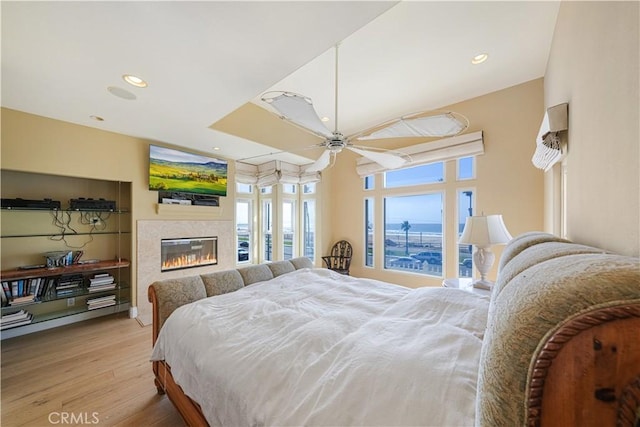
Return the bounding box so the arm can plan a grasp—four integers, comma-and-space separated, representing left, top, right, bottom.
322, 240, 352, 275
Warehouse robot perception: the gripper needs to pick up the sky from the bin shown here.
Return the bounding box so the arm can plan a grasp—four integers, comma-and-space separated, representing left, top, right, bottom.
383, 157, 474, 225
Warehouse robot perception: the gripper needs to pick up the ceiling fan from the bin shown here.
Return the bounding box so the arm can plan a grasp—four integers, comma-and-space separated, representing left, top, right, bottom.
253, 44, 469, 173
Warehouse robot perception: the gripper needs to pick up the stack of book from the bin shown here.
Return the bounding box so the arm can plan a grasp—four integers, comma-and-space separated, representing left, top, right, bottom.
88, 273, 116, 292
56, 274, 84, 296
1, 279, 50, 307
87, 294, 116, 310
1, 309, 34, 330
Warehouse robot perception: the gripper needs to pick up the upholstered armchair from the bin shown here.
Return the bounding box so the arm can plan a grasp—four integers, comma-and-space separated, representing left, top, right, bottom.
322, 240, 352, 275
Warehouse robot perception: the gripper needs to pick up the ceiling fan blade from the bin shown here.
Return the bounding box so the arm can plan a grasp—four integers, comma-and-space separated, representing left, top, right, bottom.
356, 112, 468, 140
262, 92, 334, 139
347, 146, 407, 169
304, 150, 332, 172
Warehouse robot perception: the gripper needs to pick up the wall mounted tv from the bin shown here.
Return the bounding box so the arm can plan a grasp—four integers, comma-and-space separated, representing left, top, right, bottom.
149, 145, 228, 197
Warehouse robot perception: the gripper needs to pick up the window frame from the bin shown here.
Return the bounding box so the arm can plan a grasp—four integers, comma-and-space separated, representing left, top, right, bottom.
363, 155, 478, 281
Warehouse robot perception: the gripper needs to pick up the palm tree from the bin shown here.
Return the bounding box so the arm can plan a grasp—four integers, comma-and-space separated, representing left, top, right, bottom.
400, 220, 411, 255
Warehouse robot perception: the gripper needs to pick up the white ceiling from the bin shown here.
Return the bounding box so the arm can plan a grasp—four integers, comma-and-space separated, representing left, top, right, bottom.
2, 1, 560, 166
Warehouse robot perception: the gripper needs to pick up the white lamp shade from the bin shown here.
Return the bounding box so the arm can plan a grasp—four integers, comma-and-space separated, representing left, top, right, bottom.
458, 215, 512, 247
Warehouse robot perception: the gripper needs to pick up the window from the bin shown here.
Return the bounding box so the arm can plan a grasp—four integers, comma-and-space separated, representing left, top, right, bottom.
384, 193, 443, 276
236, 174, 318, 263
236, 182, 253, 194
302, 200, 315, 259
301, 182, 317, 261
236, 199, 252, 263
237, 158, 320, 264
282, 199, 296, 260
458, 157, 474, 180
262, 199, 273, 261
458, 190, 474, 277
365, 198, 374, 267
385, 162, 444, 188
364, 153, 477, 279
364, 175, 375, 190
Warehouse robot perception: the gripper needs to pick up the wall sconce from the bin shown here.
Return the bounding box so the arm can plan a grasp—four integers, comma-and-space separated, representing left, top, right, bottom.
532, 102, 568, 171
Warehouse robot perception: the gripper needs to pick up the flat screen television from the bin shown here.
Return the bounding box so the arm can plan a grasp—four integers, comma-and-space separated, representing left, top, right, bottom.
149, 145, 228, 197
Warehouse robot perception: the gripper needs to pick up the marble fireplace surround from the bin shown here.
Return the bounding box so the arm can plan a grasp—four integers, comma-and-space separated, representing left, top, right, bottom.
136, 219, 235, 326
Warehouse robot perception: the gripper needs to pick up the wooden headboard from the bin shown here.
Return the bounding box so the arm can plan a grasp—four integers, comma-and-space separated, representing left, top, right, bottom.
476, 232, 640, 426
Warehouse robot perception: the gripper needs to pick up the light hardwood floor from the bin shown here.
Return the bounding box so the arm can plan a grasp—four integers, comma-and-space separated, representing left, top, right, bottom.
1, 313, 186, 427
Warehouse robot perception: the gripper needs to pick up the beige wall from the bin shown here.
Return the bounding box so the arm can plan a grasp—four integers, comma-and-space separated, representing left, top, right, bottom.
1, 77, 546, 297
1, 108, 237, 309
544, 1, 639, 256
324, 79, 546, 288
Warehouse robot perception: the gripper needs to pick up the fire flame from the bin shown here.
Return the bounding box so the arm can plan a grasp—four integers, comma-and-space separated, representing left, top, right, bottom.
161, 252, 217, 271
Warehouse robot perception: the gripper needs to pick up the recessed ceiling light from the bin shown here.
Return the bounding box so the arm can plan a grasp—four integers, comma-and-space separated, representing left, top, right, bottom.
321, 116, 330, 122
213, 147, 220, 151
471, 53, 489, 65
90, 115, 104, 121
123, 74, 148, 88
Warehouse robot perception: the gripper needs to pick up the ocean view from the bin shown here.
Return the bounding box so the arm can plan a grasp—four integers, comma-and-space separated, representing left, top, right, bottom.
384, 223, 466, 233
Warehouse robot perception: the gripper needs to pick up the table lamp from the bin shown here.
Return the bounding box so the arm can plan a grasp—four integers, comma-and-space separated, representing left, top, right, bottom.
458, 214, 512, 290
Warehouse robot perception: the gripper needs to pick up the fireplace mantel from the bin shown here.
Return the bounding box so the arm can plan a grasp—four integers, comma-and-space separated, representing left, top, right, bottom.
136, 219, 234, 325
155, 203, 223, 217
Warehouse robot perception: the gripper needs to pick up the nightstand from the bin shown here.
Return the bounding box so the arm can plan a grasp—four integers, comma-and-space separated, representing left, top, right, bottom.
442, 278, 492, 296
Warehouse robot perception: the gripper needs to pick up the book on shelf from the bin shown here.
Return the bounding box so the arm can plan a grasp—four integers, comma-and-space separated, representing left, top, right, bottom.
2, 279, 38, 306
87, 300, 116, 310
88, 284, 117, 292
88, 273, 115, 293
89, 277, 114, 286
1, 310, 33, 329
1, 309, 30, 322
72, 250, 84, 264
87, 294, 116, 310
55, 274, 83, 295
87, 294, 116, 304
2, 282, 11, 300
9, 295, 36, 305
41, 278, 57, 299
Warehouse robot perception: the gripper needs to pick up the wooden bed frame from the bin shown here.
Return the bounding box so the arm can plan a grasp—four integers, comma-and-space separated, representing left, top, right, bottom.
149, 285, 209, 427
149, 285, 640, 427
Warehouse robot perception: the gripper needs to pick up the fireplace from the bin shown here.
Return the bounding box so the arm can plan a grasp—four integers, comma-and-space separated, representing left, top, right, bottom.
161, 236, 218, 272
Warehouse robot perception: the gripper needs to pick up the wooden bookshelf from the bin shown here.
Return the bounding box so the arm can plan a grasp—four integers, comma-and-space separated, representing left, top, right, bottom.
0, 170, 132, 338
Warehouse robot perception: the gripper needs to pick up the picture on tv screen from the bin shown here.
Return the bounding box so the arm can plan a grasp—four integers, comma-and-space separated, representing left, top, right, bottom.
149, 145, 228, 197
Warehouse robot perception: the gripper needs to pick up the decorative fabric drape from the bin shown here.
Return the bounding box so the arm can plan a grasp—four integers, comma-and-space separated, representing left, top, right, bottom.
235, 160, 321, 188
355, 130, 484, 177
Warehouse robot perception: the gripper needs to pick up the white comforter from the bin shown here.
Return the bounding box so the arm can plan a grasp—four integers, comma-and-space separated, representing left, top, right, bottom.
151, 268, 489, 427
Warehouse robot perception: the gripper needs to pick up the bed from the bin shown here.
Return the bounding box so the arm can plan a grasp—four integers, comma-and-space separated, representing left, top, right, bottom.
149, 233, 640, 426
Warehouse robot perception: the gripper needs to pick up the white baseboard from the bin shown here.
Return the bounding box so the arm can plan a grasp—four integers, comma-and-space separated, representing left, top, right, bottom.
128, 306, 138, 319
